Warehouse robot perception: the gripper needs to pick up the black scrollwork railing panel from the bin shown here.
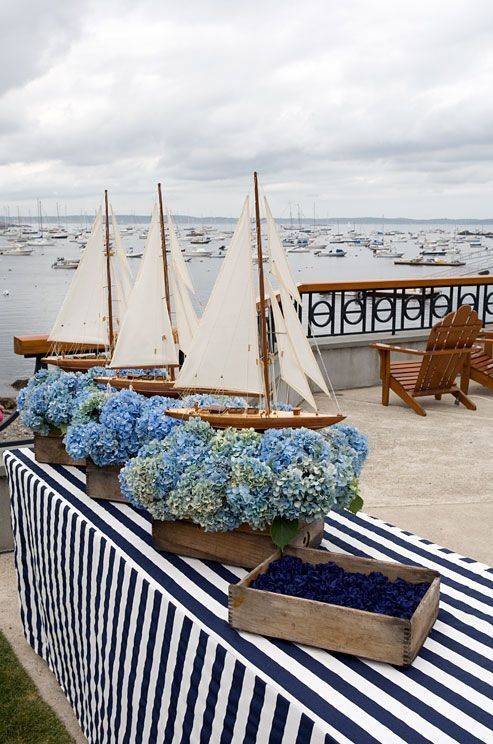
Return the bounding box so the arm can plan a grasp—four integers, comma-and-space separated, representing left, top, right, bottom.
302, 280, 493, 338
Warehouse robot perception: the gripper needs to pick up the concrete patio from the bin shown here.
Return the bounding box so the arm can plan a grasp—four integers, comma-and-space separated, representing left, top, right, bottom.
316, 380, 493, 565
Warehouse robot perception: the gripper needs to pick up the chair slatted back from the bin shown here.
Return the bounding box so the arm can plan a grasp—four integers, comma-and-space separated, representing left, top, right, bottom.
414, 305, 481, 393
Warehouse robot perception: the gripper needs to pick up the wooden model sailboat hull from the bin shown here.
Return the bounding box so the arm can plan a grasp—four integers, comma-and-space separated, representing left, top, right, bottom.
166, 407, 346, 430
94, 375, 182, 397
43, 354, 109, 372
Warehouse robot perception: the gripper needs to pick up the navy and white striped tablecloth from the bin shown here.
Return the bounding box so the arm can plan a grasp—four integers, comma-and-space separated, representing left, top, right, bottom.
4, 448, 493, 744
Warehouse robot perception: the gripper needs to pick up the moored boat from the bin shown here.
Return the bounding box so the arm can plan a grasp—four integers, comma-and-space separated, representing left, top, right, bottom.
98, 183, 199, 395
52, 257, 80, 269
168, 173, 345, 430
43, 192, 133, 371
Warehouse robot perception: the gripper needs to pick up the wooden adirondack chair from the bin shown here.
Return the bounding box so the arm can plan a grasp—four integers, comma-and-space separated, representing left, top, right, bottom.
370, 305, 482, 416
460, 329, 493, 393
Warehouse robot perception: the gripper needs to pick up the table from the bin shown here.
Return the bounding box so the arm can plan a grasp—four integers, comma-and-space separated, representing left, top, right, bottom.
4, 448, 493, 744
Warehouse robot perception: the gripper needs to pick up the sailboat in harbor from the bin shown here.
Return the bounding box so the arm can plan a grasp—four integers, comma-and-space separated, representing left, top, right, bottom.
43, 191, 132, 371
97, 183, 199, 395
167, 172, 345, 430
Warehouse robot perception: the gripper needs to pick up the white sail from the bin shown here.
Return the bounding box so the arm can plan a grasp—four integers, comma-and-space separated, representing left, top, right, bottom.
170, 273, 198, 357
274, 267, 331, 397
267, 280, 317, 410
168, 211, 195, 293
109, 204, 178, 369
168, 210, 199, 354
48, 208, 129, 346
176, 196, 263, 395
264, 196, 302, 304
111, 207, 133, 307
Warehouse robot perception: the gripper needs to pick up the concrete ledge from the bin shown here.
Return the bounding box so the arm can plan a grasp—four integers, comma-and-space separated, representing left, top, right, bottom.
306, 328, 490, 390
311, 330, 431, 390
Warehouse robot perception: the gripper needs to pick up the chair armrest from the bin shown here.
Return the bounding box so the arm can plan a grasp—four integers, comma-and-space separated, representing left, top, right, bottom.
369, 343, 425, 356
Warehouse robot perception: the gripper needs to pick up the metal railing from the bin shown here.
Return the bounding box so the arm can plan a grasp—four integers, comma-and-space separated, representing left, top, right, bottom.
0, 409, 33, 450
296, 277, 493, 339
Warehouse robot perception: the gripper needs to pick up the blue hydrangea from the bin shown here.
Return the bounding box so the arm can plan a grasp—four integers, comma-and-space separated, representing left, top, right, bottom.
65, 421, 121, 465
66, 388, 180, 466
167, 459, 240, 532
120, 448, 175, 518
116, 368, 170, 378
320, 424, 369, 507
17, 368, 102, 435
226, 456, 275, 529
181, 394, 248, 409
331, 423, 369, 475
122, 420, 368, 531
135, 396, 182, 444
259, 428, 331, 473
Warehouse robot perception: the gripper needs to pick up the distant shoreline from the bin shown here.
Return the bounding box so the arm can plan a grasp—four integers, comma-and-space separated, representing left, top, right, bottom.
5, 216, 493, 225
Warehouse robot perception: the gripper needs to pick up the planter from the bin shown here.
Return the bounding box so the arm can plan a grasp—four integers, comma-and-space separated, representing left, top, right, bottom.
34, 432, 85, 467
85, 461, 128, 503
229, 547, 440, 666
152, 519, 324, 568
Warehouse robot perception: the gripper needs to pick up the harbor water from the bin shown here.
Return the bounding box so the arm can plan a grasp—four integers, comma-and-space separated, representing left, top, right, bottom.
0, 221, 490, 396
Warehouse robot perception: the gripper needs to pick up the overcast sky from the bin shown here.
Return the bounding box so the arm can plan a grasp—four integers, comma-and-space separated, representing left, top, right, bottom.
1, 0, 493, 218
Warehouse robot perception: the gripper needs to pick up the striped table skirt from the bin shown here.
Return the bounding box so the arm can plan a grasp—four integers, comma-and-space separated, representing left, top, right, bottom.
4, 448, 493, 744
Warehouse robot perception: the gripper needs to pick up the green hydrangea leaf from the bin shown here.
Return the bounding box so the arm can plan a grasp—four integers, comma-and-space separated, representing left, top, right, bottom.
347, 493, 364, 514
270, 517, 299, 550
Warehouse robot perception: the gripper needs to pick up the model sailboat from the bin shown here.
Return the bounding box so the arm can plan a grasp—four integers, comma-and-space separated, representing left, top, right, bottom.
43, 191, 132, 371
167, 173, 345, 429
98, 183, 199, 395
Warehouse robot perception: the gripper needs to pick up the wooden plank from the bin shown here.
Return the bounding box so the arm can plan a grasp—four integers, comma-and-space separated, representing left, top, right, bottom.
13, 335, 104, 357
297, 277, 493, 293
229, 547, 440, 666
34, 433, 85, 467
152, 519, 324, 569
85, 462, 127, 502
408, 578, 441, 664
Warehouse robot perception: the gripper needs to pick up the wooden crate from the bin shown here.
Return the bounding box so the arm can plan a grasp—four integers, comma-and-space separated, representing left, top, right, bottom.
229, 547, 440, 666
34, 432, 85, 467
152, 519, 324, 569
85, 461, 127, 503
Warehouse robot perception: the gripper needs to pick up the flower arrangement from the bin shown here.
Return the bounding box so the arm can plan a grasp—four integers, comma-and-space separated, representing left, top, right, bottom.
251, 555, 430, 619
17, 367, 108, 435
120, 419, 368, 546
64, 391, 251, 467
65, 389, 146, 465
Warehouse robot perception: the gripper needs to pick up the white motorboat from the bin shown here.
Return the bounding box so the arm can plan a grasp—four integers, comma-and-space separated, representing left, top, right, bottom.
373, 249, 404, 258
27, 237, 55, 247
185, 248, 213, 257
190, 236, 211, 244
315, 247, 347, 257
52, 257, 80, 269
1, 244, 33, 255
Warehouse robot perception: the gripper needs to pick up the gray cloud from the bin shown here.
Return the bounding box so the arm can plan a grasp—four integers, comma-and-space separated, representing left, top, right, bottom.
1, 0, 493, 217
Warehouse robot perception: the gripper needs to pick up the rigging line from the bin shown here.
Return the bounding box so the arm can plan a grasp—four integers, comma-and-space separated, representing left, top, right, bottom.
310, 324, 342, 414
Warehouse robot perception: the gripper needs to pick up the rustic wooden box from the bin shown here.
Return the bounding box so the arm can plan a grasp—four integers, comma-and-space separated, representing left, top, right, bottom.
34, 432, 85, 467
152, 519, 324, 569
229, 547, 440, 666
85, 461, 128, 503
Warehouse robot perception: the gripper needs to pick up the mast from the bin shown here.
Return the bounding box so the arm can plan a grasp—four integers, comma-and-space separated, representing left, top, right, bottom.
157, 182, 174, 380
253, 172, 271, 414
104, 189, 115, 353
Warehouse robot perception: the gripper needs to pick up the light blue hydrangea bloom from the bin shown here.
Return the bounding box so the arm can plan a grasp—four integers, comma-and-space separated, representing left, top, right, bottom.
121, 420, 368, 531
